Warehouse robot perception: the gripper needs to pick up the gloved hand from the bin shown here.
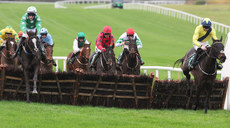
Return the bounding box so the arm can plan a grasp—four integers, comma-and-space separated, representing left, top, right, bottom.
101, 48, 106, 53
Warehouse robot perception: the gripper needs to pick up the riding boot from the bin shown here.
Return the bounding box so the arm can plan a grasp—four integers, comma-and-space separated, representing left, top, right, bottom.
69, 53, 77, 64
52, 59, 57, 67
118, 52, 125, 66
89, 53, 99, 68
190, 48, 202, 70
137, 53, 144, 65
12, 37, 26, 58
216, 61, 223, 70
40, 45, 49, 65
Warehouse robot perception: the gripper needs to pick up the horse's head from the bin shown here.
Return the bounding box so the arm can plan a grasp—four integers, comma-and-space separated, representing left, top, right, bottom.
6, 37, 17, 55
128, 37, 138, 58
102, 46, 115, 65
44, 43, 54, 61
80, 43, 91, 62
26, 28, 37, 37
26, 29, 41, 59
211, 36, 226, 63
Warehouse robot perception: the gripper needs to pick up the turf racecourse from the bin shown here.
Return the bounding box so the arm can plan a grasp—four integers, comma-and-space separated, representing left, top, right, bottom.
0, 101, 230, 128
0, 3, 227, 79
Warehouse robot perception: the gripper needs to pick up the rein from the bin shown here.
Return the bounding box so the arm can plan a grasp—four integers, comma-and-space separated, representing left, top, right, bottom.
198, 42, 223, 76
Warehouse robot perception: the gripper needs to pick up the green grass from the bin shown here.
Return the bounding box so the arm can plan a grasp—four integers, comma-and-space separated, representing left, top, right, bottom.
0, 3, 226, 79
163, 4, 230, 26
0, 101, 230, 128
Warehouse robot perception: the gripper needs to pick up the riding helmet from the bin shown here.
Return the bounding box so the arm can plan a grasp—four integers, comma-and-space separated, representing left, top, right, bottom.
202, 18, 211, 28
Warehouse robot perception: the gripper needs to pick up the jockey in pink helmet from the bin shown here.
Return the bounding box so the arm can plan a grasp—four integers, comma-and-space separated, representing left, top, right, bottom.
89, 26, 115, 68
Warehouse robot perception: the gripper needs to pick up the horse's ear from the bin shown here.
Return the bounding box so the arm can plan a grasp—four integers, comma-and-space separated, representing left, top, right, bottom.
212, 38, 215, 43
220, 36, 223, 42
89, 42, 91, 45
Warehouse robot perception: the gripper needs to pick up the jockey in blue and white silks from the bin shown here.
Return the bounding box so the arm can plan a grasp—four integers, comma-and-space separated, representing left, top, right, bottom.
37, 27, 55, 65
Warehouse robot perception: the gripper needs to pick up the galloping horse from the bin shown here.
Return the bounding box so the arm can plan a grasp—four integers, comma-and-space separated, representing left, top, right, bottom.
119, 38, 141, 75
174, 37, 226, 113
18, 29, 42, 103
40, 43, 55, 73
89, 46, 116, 74
0, 37, 17, 68
67, 43, 91, 73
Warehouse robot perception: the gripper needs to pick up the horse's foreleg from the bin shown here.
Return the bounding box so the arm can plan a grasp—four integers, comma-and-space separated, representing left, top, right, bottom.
193, 85, 201, 111
204, 93, 210, 114
32, 66, 39, 94
24, 70, 30, 103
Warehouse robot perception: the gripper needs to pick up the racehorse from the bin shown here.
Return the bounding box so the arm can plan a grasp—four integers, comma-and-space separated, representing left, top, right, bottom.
89, 46, 116, 74
118, 38, 141, 75
0, 37, 18, 68
67, 43, 91, 73
174, 37, 226, 113
18, 29, 42, 103
40, 44, 55, 73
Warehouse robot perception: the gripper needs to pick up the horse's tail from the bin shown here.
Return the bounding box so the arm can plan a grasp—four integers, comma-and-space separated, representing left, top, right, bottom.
173, 57, 185, 68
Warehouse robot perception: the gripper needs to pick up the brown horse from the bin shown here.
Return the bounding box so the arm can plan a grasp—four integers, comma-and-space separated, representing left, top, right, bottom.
67, 43, 91, 73
0, 37, 18, 68
40, 44, 55, 73
118, 38, 141, 75
174, 37, 226, 113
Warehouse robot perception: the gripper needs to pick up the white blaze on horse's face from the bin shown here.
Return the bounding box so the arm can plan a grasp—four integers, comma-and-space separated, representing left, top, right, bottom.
10, 41, 14, 47
32, 38, 39, 52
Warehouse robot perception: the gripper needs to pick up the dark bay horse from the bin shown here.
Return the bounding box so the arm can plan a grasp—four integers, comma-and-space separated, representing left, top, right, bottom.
67, 43, 91, 73
18, 29, 42, 103
89, 46, 116, 74
118, 38, 141, 75
0, 37, 18, 68
40, 44, 55, 73
174, 37, 226, 113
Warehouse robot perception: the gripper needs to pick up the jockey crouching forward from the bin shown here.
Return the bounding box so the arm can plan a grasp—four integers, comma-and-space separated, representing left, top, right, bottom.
12, 6, 48, 64
115, 28, 144, 65
191, 18, 222, 70
38, 28, 56, 66
0, 26, 19, 52
89, 26, 115, 68
69, 32, 90, 64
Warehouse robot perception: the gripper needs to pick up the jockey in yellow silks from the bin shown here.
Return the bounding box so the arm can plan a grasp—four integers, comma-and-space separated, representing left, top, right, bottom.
0, 26, 19, 52
191, 18, 222, 69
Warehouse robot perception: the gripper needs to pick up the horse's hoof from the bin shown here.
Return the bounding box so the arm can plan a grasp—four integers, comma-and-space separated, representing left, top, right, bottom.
32, 90, 38, 94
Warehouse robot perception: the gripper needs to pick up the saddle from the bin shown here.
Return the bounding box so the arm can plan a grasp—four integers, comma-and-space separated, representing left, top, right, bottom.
188, 51, 206, 70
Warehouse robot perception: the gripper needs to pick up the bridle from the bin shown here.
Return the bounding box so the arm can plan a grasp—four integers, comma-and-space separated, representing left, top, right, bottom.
198, 42, 224, 76
23, 36, 39, 55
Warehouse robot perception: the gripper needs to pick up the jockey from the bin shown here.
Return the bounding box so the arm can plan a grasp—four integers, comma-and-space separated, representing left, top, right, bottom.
191, 18, 222, 69
38, 28, 56, 66
18, 31, 23, 40
115, 28, 144, 65
12, 6, 42, 58
0, 26, 19, 52
89, 26, 115, 68
69, 32, 90, 64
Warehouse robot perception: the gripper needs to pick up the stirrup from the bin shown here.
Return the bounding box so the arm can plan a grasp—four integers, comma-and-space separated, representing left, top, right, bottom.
217, 64, 223, 70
